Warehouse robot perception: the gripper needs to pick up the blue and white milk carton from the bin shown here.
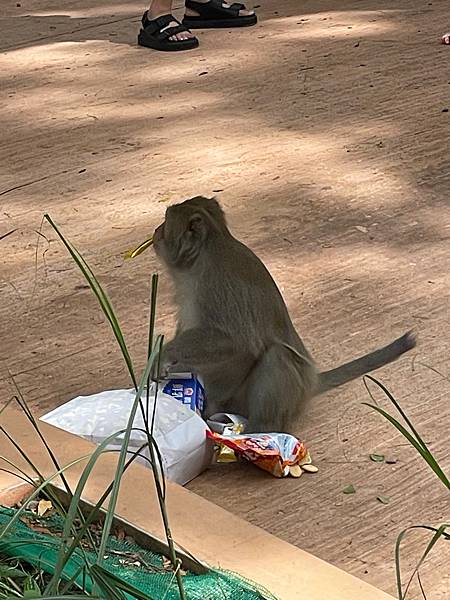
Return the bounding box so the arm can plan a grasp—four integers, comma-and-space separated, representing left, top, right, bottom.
162, 373, 205, 415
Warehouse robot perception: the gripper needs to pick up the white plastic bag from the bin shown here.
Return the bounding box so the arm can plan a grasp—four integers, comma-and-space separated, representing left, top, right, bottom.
40, 387, 213, 485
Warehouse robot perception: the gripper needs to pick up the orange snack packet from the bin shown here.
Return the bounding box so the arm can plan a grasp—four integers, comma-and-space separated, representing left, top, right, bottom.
207, 430, 308, 478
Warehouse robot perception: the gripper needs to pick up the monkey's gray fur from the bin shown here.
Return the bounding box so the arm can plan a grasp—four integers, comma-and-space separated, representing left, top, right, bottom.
152, 196, 416, 433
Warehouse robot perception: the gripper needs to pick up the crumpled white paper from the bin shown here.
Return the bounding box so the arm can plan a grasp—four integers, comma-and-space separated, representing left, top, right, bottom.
40, 387, 213, 485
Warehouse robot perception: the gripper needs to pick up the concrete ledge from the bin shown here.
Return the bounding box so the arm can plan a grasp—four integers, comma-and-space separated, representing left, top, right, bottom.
0, 403, 394, 600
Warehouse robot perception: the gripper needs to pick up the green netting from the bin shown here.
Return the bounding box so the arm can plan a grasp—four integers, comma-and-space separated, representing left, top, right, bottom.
0, 507, 277, 600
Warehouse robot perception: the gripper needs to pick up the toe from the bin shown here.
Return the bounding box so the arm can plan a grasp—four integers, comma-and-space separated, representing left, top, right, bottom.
222, 2, 254, 16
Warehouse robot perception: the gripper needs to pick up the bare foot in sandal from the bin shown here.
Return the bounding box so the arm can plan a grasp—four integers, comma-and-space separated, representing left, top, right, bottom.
138, 0, 257, 51
185, 0, 255, 21
138, 0, 199, 51
183, 0, 257, 28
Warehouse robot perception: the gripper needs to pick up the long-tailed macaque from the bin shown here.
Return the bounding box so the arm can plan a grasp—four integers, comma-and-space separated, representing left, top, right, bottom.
152, 196, 416, 433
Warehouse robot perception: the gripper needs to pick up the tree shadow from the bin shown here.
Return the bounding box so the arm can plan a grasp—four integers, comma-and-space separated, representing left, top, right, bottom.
1, 3, 449, 591
0, 0, 436, 52
0, 0, 448, 462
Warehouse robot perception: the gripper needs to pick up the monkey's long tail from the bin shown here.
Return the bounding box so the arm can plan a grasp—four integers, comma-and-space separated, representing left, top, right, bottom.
315, 331, 416, 395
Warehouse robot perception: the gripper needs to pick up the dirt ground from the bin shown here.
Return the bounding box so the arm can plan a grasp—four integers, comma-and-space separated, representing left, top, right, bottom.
1, 0, 450, 597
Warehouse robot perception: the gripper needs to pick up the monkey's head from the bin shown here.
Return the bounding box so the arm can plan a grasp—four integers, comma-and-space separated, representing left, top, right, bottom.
153, 196, 228, 269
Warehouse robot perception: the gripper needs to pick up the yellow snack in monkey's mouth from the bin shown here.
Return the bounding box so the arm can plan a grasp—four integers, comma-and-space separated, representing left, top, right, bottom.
124, 236, 153, 259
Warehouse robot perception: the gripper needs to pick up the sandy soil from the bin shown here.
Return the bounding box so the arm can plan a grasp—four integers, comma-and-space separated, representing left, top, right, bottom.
1, 0, 450, 597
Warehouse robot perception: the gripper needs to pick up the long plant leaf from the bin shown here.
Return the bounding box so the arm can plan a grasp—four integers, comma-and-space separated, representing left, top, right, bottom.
364, 376, 450, 600
44, 214, 137, 390
0, 230, 17, 242
45, 428, 140, 594
141, 333, 186, 599
47, 443, 151, 590
88, 566, 125, 600
395, 524, 449, 599
0, 456, 91, 540
364, 403, 450, 489
8, 391, 96, 548
8, 596, 96, 600
147, 274, 159, 435
96, 337, 163, 568
364, 375, 427, 451
0, 457, 36, 485
91, 565, 156, 600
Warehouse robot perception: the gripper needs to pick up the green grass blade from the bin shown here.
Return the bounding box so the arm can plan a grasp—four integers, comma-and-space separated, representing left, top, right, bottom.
59, 564, 84, 596
0, 455, 91, 540
7, 391, 95, 545
90, 565, 156, 600
9, 596, 95, 600
0, 397, 16, 416
364, 376, 427, 451
147, 275, 160, 435
401, 524, 449, 599
96, 337, 163, 568
0, 230, 17, 242
44, 214, 137, 390
10, 392, 74, 498
88, 565, 126, 600
394, 524, 449, 599
139, 332, 185, 599
48, 443, 151, 587
0, 469, 35, 490
363, 403, 450, 489
147, 274, 159, 366
417, 571, 427, 600
1, 426, 71, 523
0, 427, 45, 485
412, 361, 450, 385
150, 337, 163, 437
46, 428, 137, 594
0, 457, 36, 485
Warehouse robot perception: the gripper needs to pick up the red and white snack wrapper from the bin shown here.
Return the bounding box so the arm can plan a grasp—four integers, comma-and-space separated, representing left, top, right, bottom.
207, 430, 308, 478
441, 33, 450, 45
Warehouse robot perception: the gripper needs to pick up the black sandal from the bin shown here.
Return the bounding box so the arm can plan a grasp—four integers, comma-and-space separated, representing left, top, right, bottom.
182, 0, 257, 29
138, 12, 199, 51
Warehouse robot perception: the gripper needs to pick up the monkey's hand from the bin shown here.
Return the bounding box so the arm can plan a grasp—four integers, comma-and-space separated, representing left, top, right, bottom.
158, 337, 198, 376
159, 327, 243, 376
149, 345, 193, 381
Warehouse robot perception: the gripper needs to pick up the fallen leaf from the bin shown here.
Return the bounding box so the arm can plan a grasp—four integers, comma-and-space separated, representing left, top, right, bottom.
343, 484, 356, 494
37, 499, 52, 517
377, 495, 390, 504
369, 454, 385, 462
28, 523, 53, 535
163, 558, 172, 571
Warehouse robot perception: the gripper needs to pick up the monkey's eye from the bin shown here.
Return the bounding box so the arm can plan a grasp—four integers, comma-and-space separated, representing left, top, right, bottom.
188, 216, 202, 233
